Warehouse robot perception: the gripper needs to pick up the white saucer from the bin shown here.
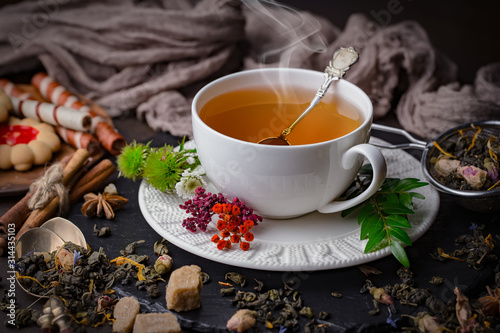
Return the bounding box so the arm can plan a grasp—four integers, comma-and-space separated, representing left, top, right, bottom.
138, 138, 439, 271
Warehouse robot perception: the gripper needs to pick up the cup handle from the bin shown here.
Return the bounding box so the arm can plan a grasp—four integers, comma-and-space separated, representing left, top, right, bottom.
318, 143, 387, 214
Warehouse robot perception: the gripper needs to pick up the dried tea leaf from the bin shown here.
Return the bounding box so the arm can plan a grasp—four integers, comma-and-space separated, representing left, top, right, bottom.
331, 291, 343, 298
429, 276, 443, 286
153, 239, 169, 256
200, 272, 210, 284
358, 265, 382, 276
121, 240, 145, 256
220, 287, 236, 296
93, 224, 111, 237
225, 272, 246, 287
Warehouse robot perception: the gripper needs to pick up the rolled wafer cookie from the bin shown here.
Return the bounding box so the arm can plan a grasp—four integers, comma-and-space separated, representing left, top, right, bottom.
0, 79, 35, 100
55, 126, 101, 155
10, 96, 92, 132
32, 72, 112, 129
0, 80, 99, 151
32, 73, 125, 155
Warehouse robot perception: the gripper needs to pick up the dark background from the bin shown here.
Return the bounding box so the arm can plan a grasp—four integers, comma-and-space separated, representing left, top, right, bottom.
1, 1, 499, 332
282, 0, 499, 85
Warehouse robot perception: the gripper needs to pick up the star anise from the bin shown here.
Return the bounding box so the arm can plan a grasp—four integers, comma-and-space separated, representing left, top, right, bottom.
81, 184, 128, 219
479, 286, 500, 317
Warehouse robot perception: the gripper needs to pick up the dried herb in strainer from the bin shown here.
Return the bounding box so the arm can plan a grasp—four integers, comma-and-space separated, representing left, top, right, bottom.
431, 124, 500, 191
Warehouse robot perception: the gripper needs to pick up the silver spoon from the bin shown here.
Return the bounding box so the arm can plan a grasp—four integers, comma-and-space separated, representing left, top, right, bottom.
258, 46, 359, 145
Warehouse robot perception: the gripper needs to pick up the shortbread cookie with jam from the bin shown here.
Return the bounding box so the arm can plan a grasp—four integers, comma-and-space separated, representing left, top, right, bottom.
0, 117, 61, 171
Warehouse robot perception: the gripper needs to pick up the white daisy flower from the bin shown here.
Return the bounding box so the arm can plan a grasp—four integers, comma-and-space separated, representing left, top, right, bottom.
175, 171, 207, 199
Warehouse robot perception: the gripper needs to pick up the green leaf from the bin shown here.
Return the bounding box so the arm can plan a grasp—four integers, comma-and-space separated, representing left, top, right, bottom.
341, 205, 356, 218
358, 164, 373, 176
360, 214, 381, 240
364, 221, 386, 253
392, 178, 428, 192
385, 193, 399, 204
340, 165, 429, 268
357, 203, 376, 224
378, 201, 414, 215
410, 192, 426, 200
390, 240, 410, 267
398, 192, 413, 211
389, 227, 412, 246
385, 215, 411, 228
379, 178, 399, 192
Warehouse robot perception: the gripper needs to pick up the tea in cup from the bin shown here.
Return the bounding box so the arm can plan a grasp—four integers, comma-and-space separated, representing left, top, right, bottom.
192, 68, 386, 218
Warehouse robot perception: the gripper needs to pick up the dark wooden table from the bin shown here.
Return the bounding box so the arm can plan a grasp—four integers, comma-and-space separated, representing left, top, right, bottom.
1, 1, 500, 332
2, 116, 499, 333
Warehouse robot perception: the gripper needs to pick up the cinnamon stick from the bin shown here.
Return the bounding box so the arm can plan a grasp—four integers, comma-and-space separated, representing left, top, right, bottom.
15, 158, 115, 241
69, 159, 116, 204
15, 149, 89, 241
61, 149, 90, 184
0, 194, 32, 256
0, 150, 85, 255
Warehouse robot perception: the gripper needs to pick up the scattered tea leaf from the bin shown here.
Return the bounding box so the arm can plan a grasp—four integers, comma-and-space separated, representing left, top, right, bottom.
225, 272, 246, 287
121, 240, 145, 256
153, 239, 169, 256
429, 276, 443, 286
93, 224, 111, 237
331, 291, 343, 298
358, 265, 382, 276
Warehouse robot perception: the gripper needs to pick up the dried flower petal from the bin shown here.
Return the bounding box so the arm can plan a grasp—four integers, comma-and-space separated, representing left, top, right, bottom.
457, 165, 487, 189
154, 255, 173, 275
434, 156, 461, 178
454, 287, 477, 331
369, 287, 393, 305
226, 309, 257, 332
437, 248, 465, 262
56, 248, 74, 272
414, 313, 442, 333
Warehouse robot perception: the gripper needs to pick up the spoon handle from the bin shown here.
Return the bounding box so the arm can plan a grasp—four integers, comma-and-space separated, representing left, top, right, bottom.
279, 47, 359, 139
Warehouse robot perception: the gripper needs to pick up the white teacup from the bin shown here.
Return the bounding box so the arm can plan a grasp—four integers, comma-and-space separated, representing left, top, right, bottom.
192, 68, 386, 219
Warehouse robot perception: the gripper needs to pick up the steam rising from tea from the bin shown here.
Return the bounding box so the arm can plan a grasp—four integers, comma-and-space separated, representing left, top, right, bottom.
199, 86, 362, 145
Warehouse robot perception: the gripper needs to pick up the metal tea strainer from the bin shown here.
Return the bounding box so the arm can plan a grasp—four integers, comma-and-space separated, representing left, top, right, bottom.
14, 217, 87, 297
371, 120, 500, 212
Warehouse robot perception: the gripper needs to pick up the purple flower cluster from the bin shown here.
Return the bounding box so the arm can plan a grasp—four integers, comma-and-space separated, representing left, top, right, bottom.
179, 187, 262, 232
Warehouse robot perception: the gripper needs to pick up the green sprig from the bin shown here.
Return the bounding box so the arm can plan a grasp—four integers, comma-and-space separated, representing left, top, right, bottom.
116, 138, 201, 192
342, 164, 428, 267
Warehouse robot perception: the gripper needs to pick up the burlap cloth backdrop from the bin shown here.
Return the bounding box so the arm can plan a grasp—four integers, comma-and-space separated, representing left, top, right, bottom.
0, 0, 498, 139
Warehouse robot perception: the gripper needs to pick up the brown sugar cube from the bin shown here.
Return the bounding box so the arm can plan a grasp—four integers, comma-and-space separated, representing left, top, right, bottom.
132, 313, 181, 333
113, 296, 140, 333
165, 265, 202, 312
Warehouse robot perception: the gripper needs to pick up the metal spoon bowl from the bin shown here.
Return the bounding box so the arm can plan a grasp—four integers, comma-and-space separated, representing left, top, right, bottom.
15, 217, 87, 297
258, 46, 359, 145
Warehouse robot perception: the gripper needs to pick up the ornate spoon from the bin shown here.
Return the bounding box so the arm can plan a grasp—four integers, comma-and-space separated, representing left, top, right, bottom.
258, 46, 359, 145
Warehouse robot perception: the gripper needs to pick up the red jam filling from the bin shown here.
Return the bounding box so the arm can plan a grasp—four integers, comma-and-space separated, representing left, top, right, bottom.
0, 125, 39, 145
